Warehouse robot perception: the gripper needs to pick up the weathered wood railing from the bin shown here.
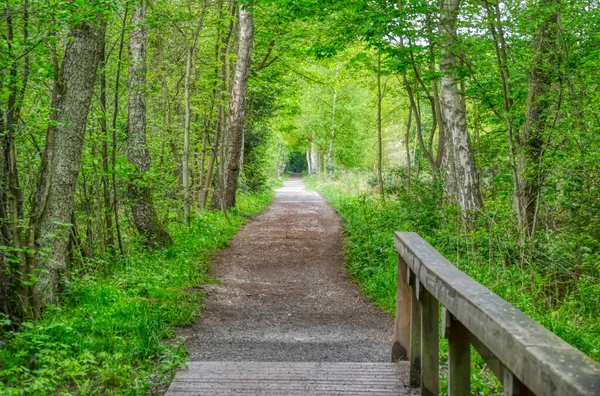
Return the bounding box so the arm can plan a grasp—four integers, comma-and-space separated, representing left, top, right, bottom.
391, 232, 600, 396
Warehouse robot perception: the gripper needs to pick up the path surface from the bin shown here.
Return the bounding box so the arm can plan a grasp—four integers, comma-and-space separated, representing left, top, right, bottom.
180, 175, 393, 362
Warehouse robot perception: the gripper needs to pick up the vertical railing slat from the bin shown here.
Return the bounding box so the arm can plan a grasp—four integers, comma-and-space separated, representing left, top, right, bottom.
444, 308, 471, 395
392, 255, 411, 361
420, 287, 439, 396
409, 270, 421, 387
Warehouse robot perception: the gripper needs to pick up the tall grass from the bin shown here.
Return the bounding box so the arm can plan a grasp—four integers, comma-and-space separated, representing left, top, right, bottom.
0, 189, 274, 395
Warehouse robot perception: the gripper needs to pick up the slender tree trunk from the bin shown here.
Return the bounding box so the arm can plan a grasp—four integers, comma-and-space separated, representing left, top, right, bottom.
516, 0, 559, 237
126, 0, 172, 248
32, 14, 106, 309
99, 43, 115, 251
182, 0, 208, 223
327, 88, 337, 173
438, 0, 483, 213
308, 140, 319, 175
183, 45, 193, 224
376, 53, 384, 198
2, 4, 31, 315
214, 3, 254, 210
428, 37, 445, 171
404, 106, 412, 194
403, 76, 438, 176
202, 0, 235, 209
112, 9, 128, 254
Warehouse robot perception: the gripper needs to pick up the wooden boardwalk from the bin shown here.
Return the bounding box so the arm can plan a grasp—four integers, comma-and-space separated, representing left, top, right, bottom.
166, 361, 413, 395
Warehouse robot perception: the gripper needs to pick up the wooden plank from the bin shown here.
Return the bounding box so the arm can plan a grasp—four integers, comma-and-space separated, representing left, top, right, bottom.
394, 232, 600, 396
469, 331, 503, 380
409, 269, 421, 388
167, 361, 412, 395
503, 368, 535, 396
420, 287, 439, 396
392, 255, 411, 361
443, 308, 470, 396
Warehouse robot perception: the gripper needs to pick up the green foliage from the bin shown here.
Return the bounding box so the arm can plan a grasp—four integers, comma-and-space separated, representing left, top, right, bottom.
0, 190, 274, 395
308, 172, 600, 394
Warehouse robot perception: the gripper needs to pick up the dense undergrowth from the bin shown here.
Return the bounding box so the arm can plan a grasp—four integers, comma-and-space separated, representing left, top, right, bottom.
0, 189, 274, 395
307, 172, 600, 395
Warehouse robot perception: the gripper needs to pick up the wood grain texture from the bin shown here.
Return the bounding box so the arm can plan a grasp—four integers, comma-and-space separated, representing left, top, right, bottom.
420, 288, 439, 396
392, 256, 411, 361
394, 232, 600, 396
409, 269, 422, 388
166, 361, 414, 395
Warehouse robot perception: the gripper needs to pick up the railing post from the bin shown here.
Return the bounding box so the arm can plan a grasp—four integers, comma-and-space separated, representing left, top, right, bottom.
409, 269, 421, 387
443, 308, 470, 396
392, 255, 411, 361
420, 287, 439, 396
503, 368, 535, 396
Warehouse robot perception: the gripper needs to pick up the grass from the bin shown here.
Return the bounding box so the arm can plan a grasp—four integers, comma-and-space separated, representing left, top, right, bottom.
306, 172, 600, 395
0, 188, 275, 395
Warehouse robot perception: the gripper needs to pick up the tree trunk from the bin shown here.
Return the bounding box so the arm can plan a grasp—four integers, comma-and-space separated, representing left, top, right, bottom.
516, 1, 559, 237
376, 53, 384, 197
182, 0, 208, 223
183, 44, 193, 224
203, 0, 235, 209
2, 4, 30, 315
112, 8, 128, 254
404, 106, 412, 194
438, 0, 483, 213
99, 43, 115, 251
126, 0, 172, 248
32, 15, 106, 309
308, 140, 319, 174
214, 3, 254, 210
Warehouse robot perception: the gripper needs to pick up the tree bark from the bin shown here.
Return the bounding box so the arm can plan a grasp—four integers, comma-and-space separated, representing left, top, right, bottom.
126, 0, 172, 248
307, 140, 319, 174
438, 0, 483, 213
32, 14, 106, 309
183, 44, 193, 224
404, 106, 412, 194
376, 53, 385, 198
516, 1, 559, 237
214, 3, 254, 210
99, 43, 115, 251
111, 8, 128, 254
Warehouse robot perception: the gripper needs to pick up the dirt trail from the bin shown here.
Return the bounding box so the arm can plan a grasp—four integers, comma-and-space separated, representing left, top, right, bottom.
181, 174, 392, 362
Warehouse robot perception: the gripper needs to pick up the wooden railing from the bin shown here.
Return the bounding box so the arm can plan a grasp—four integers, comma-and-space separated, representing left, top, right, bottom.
391, 232, 600, 396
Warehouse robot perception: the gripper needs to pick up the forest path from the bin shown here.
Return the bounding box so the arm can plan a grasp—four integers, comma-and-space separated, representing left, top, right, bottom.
179, 174, 393, 362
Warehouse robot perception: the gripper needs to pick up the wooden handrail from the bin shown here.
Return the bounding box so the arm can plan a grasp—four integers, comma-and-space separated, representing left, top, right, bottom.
391, 231, 600, 396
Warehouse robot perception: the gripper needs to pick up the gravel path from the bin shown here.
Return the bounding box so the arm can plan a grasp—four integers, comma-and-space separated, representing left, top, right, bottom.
180, 175, 393, 362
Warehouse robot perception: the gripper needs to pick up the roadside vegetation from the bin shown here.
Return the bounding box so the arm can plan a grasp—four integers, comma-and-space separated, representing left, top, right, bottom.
308, 173, 600, 394
0, 190, 274, 395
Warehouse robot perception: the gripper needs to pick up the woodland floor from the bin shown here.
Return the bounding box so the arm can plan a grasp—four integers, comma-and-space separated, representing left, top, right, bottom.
180, 174, 393, 362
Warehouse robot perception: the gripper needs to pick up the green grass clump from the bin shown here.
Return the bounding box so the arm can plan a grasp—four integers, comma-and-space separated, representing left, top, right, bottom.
0, 189, 274, 395
307, 172, 600, 395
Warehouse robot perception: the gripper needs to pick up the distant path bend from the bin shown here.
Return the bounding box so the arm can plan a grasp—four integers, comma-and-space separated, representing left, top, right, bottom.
181, 174, 393, 362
